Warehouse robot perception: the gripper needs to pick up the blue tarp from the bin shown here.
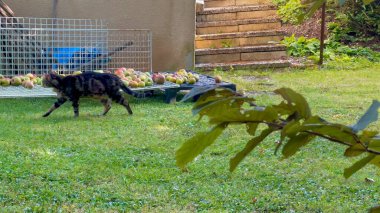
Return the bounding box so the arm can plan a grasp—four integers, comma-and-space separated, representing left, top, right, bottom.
44, 47, 109, 69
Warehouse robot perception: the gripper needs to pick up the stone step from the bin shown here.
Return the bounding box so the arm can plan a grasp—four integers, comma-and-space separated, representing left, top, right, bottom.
196, 45, 287, 63
195, 60, 291, 71
197, 5, 278, 22
195, 30, 285, 48
204, 0, 273, 8
196, 17, 281, 34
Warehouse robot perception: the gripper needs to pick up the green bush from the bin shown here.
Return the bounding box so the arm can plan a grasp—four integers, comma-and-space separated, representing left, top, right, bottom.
277, 0, 304, 24
282, 34, 380, 63
329, 0, 380, 43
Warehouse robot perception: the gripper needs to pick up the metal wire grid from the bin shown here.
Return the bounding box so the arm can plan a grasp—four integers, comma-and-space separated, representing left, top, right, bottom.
0, 17, 110, 76
1, 17, 153, 76
106, 29, 152, 72
0, 17, 154, 98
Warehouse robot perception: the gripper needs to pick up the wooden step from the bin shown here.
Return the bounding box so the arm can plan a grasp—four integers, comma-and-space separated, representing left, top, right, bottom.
196, 30, 285, 48
196, 60, 291, 71
204, 0, 273, 8
197, 17, 281, 34
196, 45, 287, 63
197, 5, 278, 22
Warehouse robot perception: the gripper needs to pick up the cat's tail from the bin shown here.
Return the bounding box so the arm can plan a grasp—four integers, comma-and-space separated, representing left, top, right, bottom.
120, 83, 142, 98
120, 83, 134, 95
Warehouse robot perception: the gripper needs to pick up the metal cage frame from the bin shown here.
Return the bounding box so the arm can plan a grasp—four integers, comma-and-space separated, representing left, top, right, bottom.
0, 17, 152, 98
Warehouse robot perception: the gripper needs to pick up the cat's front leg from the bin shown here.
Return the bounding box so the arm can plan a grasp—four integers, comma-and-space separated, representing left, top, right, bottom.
43, 97, 67, 117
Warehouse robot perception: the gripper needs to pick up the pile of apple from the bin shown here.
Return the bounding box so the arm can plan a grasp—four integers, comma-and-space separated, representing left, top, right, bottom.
114, 67, 155, 88
164, 69, 200, 85
0, 73, 42, 89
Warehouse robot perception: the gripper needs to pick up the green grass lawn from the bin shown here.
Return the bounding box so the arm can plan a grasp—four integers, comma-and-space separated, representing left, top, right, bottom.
1, 64, 380, 212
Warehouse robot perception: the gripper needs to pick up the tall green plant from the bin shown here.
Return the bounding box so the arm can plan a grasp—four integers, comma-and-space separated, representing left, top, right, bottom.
176, 86, 380, 211
299, 0, 376, 22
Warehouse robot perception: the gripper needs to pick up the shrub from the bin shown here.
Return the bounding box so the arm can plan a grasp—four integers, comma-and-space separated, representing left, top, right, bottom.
281, 34, 380, 63
277, 0, 305, 24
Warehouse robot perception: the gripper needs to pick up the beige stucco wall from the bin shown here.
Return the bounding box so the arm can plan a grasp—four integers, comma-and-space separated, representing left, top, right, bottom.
4, 0, 196, 71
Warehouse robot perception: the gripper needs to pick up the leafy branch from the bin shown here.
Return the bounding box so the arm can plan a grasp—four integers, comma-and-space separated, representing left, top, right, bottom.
176, 86, 380, 181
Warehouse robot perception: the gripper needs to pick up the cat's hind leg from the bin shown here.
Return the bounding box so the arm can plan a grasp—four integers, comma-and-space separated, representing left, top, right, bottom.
100, 98, 112, 116
43, 97, 67, 117
72, 100, 79, 117
110, 92, 133, 115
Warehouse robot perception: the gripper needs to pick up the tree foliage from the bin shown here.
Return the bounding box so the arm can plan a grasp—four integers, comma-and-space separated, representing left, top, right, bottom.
176, 86, 380, 211
299, 0, 376, 22
176, 86, 380, 177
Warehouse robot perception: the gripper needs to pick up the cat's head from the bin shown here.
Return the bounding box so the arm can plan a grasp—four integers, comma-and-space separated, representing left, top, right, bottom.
42, 71, 63, 89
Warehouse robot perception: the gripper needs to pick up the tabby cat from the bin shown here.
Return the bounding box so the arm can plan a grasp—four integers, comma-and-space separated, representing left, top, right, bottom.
42, 72, 135, 117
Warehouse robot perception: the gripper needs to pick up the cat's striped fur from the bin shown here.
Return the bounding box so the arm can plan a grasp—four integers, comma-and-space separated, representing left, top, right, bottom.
42, 72, 135, 117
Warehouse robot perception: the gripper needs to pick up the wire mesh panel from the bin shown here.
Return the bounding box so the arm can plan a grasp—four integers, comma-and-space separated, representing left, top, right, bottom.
0, 17, 109, 76
0, 17, 152, 76
106, 29, 152, 72
0, 17, 153, 98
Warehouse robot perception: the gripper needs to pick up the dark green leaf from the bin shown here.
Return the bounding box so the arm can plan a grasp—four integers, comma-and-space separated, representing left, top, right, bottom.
281, 120, 301, 141
230, 128, 274, 172
209, 105, 279, 124
369, 205, 380, 213
246, 123, 259, 136
274, 88, 312, 119
352, 100, 380, 132
344, 144, 366, 157
359, 130, 379, 144
272, 101, 296, 116
344, 154, 376, 179
193, 88, 238, 110
282, 133, 315, 158
298, 0, 326, 22
369, 156, 380, 169
368, 136, 380, 153
194, 96, 254, 118
176, 123, 228, 169
181, 85, 219, 102
301, 123, 357, 145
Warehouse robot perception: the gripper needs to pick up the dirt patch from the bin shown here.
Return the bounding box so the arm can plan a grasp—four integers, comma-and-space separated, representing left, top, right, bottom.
281, 10, 324, 39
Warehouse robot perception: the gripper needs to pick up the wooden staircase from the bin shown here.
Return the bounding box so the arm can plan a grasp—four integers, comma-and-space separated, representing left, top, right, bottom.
195, 0, 290, 70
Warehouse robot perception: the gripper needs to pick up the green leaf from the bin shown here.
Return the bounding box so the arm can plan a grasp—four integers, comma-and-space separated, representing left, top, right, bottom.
209, 105, 279, 124
193, 88, 238, 109
298, 0, 326, 22
363, 0, 375, 4
369, 156, 380, 169
193, 97, 252, 124
282, 133, 315, 158
359, 130, 379, 143
352, 100, 380, 133
274, 88, 312, 119
301, 123, 357, 145
369, 205, 380, 213
344, 143, 366, 157
281, 120, 301, 141
181, 85, 219, 102
176, 123, 228, 169
230, 128, 275, 172
344, 154, 376, 179
368, 136, 380, 153
246, 123, 259, 136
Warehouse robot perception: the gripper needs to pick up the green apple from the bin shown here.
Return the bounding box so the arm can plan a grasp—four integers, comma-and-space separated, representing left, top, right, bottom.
73, 71, 82, 75
11, 77, 22, 86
